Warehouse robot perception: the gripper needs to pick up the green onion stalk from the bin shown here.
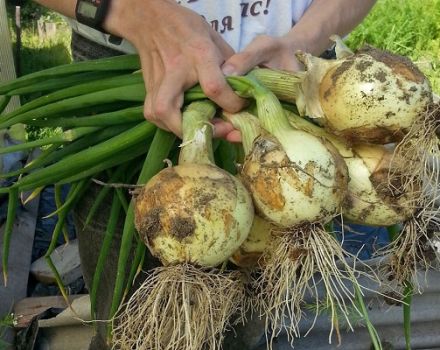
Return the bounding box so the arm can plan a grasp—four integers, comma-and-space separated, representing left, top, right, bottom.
111, 101, 254, 350
223, 78, 385, 346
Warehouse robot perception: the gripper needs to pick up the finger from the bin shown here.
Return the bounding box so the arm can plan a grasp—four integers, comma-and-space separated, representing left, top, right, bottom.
197, 60, 247, 113
225, 130, 242, 143
222, 35, 276, 76
153, 71, 188, 138
142, 50, 166, 128
212, 119, 235, 139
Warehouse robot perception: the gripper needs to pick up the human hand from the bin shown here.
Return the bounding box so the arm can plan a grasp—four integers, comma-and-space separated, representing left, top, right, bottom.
104, 0, 246, 137
219, 35, 304, 142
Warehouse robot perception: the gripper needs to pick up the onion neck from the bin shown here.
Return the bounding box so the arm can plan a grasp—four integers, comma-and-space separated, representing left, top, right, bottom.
224, 111, 261, 155
284, 109, 353, 157
178, 101, 216, 166
249, 68, 303, 104
227, 76, 292, 140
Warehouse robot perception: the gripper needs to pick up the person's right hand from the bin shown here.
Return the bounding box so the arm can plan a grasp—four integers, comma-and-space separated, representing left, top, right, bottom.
104, 0, 246, 137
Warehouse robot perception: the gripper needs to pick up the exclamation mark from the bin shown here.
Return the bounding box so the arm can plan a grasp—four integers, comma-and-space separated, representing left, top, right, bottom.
264, 0, 271, 14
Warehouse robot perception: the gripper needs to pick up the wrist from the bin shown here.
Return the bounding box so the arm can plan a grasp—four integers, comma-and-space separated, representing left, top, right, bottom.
284, 26, 324, 57
102, 0, 132, 38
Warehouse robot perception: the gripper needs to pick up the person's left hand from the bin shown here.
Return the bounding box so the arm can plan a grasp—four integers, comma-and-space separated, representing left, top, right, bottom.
214, 35, 304, 142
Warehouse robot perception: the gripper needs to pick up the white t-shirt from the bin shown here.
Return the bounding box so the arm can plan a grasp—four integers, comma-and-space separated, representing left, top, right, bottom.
69, 0, 313, 53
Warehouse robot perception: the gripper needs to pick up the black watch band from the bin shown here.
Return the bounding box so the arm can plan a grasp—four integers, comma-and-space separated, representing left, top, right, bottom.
75, 0, 111, 33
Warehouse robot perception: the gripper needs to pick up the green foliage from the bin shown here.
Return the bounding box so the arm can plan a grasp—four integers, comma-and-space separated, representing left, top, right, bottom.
347, 0, 440, 94
7, 4, 72, 140
6, 0, 64, 24
0, 313, 15, 348
12, 25, 72, 77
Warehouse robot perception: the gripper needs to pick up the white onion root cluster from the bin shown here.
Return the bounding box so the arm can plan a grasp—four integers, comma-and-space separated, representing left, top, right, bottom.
112, 265, 246, 350
381, 102, 440, 289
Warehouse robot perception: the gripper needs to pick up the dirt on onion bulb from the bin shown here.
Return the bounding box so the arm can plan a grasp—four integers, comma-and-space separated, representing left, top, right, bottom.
111, 101, 254, 350
252, 36, 433, 144
285, 110, 416, 226
222, 86, 368, 345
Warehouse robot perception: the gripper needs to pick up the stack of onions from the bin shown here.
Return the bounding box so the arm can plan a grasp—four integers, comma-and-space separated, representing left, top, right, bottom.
285, 110, 416, 227
251, 36, 439, 292
112, 101, 254, 350
221, 77, 370, 343
286, 103, 439, 291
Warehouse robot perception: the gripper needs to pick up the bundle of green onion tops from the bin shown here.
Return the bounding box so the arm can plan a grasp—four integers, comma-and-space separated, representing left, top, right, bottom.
0, 36, 438, 350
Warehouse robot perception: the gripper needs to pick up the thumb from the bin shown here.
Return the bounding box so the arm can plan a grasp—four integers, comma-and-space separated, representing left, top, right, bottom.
221, 35, 274, 76
222, 50, 262, 76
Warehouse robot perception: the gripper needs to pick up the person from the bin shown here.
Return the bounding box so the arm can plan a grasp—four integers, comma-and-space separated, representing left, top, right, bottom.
33, 0, 376, 141
30, 1, 377, 349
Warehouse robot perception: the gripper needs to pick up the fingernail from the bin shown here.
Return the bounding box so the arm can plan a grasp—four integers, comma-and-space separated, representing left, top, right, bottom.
222, 64, 237, 76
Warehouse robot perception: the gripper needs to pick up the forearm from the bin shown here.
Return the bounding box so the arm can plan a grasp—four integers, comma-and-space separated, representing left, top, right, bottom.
285, 0, 377, 55
32, 0, 76, 18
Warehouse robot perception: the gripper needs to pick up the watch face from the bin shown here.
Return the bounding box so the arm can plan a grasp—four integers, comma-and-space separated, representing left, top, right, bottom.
78, 1, 98, 18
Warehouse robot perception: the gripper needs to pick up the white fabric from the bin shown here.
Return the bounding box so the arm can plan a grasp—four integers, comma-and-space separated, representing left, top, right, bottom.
68, 0, 313, 53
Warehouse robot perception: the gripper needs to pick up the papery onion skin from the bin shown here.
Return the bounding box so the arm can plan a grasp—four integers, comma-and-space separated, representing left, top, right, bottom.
319, 47, 432, 144
342, 144, 416, 225
230, 215, 274, 268
241, 131, 348, 228
135, 163, 254, 267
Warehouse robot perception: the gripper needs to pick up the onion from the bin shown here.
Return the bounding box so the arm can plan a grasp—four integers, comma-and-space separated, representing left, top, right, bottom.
230, 214, 274, 268
252, 36, 433, 144
112, 101, 254, 350
285, 110, 416, 226
286, 108, 440, 292
382, 102, 440, 289
222, 89, 371, 344
228, 79, 348, 228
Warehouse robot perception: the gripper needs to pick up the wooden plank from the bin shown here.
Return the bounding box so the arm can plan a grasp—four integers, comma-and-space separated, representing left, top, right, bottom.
13, 295, 86, 329
0, 0, 20, 112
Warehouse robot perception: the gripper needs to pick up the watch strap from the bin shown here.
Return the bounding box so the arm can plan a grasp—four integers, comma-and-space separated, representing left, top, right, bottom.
75, 0, 111, 33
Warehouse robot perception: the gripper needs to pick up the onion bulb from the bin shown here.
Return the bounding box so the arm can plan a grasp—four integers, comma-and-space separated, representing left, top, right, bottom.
230, 214, 274, 268
112, 101, 254, 350
286, 107, 440, 292
382, 102, 440, 289
252, 36, 433, 144
285, 110, 416, 226
222, 86, 368, 345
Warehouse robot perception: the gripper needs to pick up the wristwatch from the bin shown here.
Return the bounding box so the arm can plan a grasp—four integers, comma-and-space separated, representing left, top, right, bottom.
75, 0, 111, 33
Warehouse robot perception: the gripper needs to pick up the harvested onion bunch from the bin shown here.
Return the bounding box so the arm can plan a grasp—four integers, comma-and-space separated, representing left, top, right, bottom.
286, 107, 440, 293
111, 101, 254, 350
222, 80, 372, 344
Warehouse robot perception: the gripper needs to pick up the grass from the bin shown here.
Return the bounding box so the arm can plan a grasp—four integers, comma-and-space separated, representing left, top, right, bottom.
7, 13, 72, 77
6, 5, 72, 140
